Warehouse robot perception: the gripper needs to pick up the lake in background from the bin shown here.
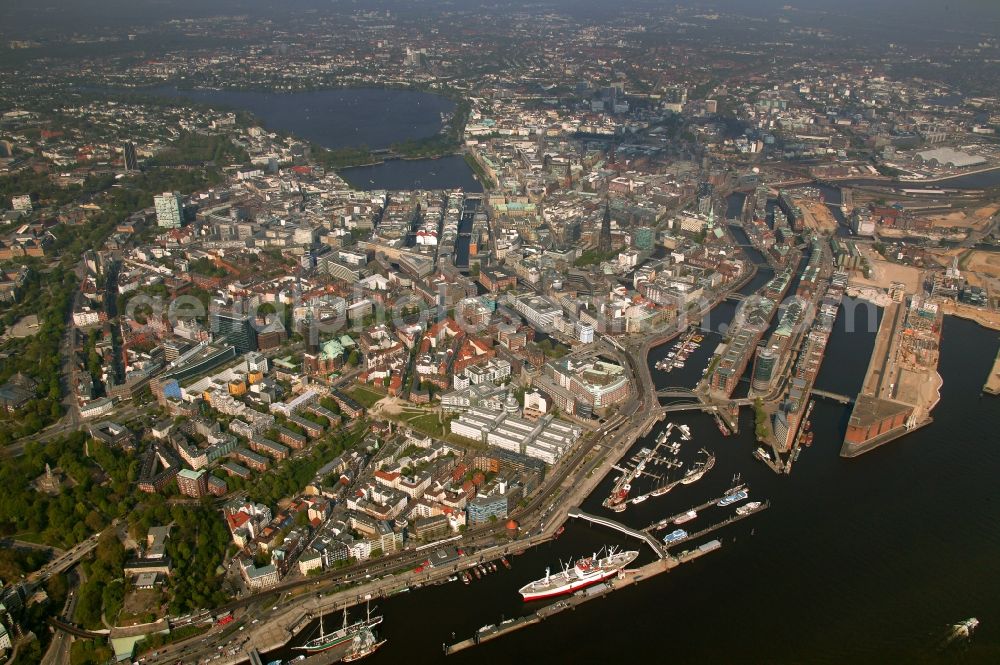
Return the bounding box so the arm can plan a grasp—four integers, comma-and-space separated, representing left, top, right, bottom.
136, 86, 478, 190
117, 85, 1000, 663
141, 86, 455, 151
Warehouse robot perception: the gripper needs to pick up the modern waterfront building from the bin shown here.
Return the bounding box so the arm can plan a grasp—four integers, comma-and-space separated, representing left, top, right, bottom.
466, 494, 509, 525
752, 346, 778, 392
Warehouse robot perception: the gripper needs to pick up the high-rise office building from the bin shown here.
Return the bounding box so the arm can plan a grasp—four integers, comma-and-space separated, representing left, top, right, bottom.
154, 192, 184, 228
123, 141, 138, 171
211, 309, 258, 353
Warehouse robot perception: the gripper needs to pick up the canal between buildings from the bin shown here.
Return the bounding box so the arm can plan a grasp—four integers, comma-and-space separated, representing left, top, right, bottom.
118, 88, 999, 663
266, 281, 1000, 665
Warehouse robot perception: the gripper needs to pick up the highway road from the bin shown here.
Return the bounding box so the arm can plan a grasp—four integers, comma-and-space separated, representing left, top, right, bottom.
28, 521, 118, 585
41, 570, 82, 665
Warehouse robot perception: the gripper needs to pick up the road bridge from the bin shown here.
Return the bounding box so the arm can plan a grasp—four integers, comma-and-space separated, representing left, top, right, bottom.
661, 403, 717, 413
28, 536, 100, 584
656, 386, 699, 398
567, 507, 664, 558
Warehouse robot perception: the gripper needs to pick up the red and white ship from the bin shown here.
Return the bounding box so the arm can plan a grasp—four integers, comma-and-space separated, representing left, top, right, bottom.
518, 548, 638, 602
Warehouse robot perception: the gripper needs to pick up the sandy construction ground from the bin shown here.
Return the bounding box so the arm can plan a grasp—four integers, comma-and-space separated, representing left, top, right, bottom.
895, 366, 942, 422
964, 250, 1000, 279
849, 245, 923, 293
797, 199, 840, 234
924, 247, 964, 269
878, 226, 968, 241
921, 203, 998, 230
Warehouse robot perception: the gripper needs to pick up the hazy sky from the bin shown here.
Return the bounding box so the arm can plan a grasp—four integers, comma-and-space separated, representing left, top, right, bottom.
1, 0, 998, 37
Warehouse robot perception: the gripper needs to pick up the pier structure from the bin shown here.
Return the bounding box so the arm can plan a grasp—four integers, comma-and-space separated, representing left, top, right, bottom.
645, 488, 749, 532
447, 498, 770, 657
661, 501, 769, 549
566, 507, 665, 557
840, 298, 940, 457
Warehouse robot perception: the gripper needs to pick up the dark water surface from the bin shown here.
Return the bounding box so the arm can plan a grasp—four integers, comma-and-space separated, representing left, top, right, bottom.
131, 85, 482, 191
339, 156, 482, 192
140, 86, 455, 151
267, 298, 999, 664
180, 87, 1000, 665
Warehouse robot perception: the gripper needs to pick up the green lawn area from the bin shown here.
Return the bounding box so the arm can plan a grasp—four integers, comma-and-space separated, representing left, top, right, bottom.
348, 385, 386, 409
11, 532, 48, 546
402, 411, 448, 437
396, 408, 482, 448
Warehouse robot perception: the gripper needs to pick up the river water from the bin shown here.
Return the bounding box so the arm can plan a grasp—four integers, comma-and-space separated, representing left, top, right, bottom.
165, 90, 1000, 663
266, 261, 1000, 664
836, 167, 1000, 190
